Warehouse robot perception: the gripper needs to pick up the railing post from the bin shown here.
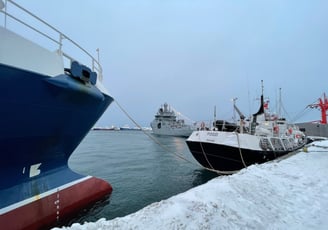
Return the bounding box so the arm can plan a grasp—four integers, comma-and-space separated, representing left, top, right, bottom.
2, 0, 104, 82
59, 33, 63, 53
96, 48, 100, 63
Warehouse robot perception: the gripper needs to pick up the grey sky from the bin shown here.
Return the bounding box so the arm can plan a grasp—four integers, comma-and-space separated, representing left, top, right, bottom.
13, 0, 328, 127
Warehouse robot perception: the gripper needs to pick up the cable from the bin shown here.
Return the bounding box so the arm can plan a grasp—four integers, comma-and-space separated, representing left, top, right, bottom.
114, 99, 198, 165
197, 131, 241, 175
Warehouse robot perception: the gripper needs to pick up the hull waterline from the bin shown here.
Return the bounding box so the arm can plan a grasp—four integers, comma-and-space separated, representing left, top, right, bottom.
0, 63, 114, 229
186, 140, 292, 172
1, 174, 112, 230
1, 1, 114, 228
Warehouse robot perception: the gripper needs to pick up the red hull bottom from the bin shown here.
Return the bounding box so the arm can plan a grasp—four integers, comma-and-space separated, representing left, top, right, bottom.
0, 177, 112, 230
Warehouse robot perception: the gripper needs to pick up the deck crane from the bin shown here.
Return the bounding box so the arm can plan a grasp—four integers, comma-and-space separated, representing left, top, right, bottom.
308, 93, 328, 124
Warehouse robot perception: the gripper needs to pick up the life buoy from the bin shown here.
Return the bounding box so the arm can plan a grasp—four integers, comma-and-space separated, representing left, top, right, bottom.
273, 125, 279, 134
288, 128, 293, 135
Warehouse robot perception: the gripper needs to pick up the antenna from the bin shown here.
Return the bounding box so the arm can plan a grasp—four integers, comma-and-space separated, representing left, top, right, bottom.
232, 98, 237, 121
214, 105, 216, 121
279, 88, 282, 118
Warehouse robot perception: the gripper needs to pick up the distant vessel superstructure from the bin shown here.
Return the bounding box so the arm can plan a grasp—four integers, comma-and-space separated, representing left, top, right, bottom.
150, 103, 195, 137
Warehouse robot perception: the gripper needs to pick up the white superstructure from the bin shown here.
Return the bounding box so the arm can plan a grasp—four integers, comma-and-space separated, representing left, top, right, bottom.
150, 103, 196, 137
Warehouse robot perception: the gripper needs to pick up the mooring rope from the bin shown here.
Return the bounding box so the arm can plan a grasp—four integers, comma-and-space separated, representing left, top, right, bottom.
114, 99, 248, 175
198, 137, 216, 170
309, 144, 328, 149
302, 144, 328, 153
234, 132, 248, 168
114, 99, 198, 166
197, 131, 239, 175
113, 99, 327, 176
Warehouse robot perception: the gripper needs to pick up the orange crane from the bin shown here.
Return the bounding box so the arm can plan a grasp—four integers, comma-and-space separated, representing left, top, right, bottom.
309, 93, 328, 124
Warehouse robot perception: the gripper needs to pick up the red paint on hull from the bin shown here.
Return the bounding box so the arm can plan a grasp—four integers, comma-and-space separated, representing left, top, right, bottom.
0, 177, 112, 230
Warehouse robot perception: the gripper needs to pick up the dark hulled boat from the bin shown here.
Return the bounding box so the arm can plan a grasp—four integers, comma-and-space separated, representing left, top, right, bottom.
186, 84, 307, 174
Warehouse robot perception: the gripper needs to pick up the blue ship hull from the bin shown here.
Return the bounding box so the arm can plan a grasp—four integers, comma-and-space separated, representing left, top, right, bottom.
0, 63, 113, 229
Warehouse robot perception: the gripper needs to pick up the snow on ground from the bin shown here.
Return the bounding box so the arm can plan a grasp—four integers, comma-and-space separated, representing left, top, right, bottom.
54, 140, 328, 230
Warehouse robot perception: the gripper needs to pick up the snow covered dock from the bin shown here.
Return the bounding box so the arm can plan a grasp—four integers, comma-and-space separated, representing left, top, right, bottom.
54, 140, 328, 230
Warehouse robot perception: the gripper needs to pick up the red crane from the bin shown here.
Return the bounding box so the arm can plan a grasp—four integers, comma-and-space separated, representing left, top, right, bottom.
309, 93, 328, 124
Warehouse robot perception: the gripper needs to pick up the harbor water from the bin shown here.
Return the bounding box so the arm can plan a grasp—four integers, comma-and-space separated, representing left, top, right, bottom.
67, 130, 218, 225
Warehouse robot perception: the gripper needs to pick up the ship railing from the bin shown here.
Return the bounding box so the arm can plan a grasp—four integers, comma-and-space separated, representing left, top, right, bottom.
0, 0, 103, 81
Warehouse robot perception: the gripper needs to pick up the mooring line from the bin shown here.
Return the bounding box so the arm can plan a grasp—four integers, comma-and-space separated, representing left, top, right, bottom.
197, 131, 239, 175
113, 99, 198, 166
309, 144, 328, 149
235, 132, 248, 169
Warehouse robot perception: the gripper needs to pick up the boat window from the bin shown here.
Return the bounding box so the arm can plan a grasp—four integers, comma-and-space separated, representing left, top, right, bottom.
270, 138, 285, 151
259, 138, 273, 151
282, 139, 292, 150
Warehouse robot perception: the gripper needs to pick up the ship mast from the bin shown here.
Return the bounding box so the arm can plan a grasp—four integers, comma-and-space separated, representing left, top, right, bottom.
309, 93, 328, 124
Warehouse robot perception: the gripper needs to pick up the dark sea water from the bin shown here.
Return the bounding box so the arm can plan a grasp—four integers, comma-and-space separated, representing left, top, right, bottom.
67, 130, 218, 225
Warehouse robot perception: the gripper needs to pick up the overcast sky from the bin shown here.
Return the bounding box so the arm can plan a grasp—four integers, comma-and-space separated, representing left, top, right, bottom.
11, 0, 328, 127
